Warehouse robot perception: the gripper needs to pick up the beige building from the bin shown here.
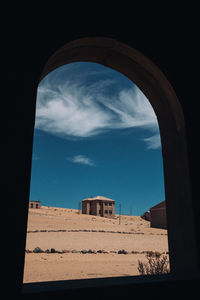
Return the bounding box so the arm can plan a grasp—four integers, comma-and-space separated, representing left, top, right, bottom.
29, 200, 41, 209
150, 200, 167, 229
82, 196, 115, 218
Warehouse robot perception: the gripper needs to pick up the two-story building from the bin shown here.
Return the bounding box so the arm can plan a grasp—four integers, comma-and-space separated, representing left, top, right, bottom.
82, 195, 115, 218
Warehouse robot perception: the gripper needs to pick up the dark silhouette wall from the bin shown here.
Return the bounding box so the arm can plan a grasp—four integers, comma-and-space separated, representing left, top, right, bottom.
3, 6, 200, 299
150, 201, 167, 229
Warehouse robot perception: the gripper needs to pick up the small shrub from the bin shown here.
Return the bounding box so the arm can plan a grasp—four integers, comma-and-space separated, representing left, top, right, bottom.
145, 251, 162, 258
138, 252, 169, 275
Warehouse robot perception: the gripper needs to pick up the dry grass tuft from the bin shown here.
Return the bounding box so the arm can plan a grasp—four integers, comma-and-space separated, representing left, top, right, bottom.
138, 251, 169, 275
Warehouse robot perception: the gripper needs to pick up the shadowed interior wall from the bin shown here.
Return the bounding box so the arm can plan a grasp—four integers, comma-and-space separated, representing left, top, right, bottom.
4, 12, 199, 297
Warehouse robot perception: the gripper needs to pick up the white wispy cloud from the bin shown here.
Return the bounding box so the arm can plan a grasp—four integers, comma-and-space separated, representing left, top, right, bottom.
36, 82, 112, 138
142, 134, 161, 150
67, 155, 95, 166
35, 66, 161, 149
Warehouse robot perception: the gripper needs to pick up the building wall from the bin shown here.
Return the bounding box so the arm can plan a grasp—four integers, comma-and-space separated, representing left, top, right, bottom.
150, 207, 167, 229
102, 202, 115, 218
82, 201, 90, 215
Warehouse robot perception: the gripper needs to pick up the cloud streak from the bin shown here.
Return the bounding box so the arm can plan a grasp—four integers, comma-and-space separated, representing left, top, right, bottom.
67, 155, 95, 166
142, 134, 161, 150
35, 63, 160, 149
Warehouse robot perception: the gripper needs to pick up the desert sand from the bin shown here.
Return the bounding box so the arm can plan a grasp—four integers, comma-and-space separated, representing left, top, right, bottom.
23, 206, 169, 283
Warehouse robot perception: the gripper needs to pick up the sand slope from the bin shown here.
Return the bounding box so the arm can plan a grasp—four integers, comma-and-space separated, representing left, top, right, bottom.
23, 206, 169, 282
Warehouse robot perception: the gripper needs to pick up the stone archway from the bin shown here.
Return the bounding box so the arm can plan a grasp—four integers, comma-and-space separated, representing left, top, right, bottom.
39, 37, 198, 278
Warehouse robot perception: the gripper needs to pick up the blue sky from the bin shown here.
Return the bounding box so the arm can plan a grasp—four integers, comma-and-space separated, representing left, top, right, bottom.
30, 62, 165, 215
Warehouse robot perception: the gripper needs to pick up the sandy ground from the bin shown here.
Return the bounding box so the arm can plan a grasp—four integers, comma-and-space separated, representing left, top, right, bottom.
23, 206, 169, 283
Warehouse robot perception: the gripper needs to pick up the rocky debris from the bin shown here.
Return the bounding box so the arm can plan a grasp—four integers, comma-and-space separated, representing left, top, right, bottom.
33, 247, 44, 253
71, 249, 79, 253
26, 248, 168, 255
26, 249, 32, 253
26, 228, 167, 236
61, 249, 71, 253
81, 249, 97, 254
87, 249, 94, 254
118, 249, 128, 254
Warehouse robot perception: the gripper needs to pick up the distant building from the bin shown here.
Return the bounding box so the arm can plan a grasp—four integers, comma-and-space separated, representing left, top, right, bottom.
150, 200, 167, 229
29, 200, 41, 209
82, 195, 115, 218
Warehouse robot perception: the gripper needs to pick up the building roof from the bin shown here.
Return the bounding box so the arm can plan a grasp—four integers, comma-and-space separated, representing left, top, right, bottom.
30, 200, 40, 203
82, 195, 115, 202
150, 200, 166, 210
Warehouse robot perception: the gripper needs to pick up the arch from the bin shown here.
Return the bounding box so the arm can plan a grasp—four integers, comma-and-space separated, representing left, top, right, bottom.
39, 37, 198, 278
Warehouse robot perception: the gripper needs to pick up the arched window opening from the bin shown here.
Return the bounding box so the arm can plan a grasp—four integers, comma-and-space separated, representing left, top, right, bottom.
23, 61, 169, 283
23, 38, 199, 290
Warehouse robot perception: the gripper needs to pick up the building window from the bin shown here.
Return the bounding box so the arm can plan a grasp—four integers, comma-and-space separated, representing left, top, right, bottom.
109, 210, 112, 214
30, 203, 33, 208
105, 203, 108, 206
105, 210, 108, 214
99, 210, 102, 214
